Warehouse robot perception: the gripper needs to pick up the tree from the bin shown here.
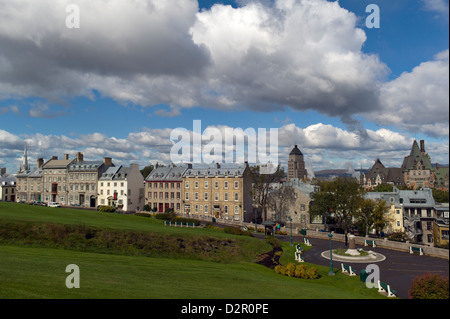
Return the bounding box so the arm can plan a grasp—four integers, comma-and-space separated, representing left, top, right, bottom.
249, 164, 285, 222
140, 165, 154, 179
310, 177, 365, 233
373, 183, 394, 192
372, 199, 391, 237
432, 189, 449, 203
267, 185, 296, 222
357, 198, 377, 236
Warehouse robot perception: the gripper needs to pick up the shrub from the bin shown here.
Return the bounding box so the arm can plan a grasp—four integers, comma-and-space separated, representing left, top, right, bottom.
275, 265, 286, 276
286, 263, 296, 277
294, 265, 308, 278
265, 236, 280, 248
224, 227, 253, 237
306, 267, 319, 279
388, 231, 409, 242
134, 212, 151, 218
143, 204, 152, 212
98, 205, 116, 213
275, 263, 319, 280
409, 273, 449, 299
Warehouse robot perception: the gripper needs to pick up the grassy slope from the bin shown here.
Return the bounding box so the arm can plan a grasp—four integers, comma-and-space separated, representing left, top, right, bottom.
0, 203, 385, 299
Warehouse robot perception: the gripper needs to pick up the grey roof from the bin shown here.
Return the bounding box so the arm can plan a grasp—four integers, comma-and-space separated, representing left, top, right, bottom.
99, 166, 122, 180
16, 167, 42, 179
0, 174, 16, 186
68, 160, 103, 171
399, 188, 435, 208
184, 164, 247, 178
284, 178, 318, 197
364, 191, 401, 206
289, 145, 303, 156
146, 165, 188, 181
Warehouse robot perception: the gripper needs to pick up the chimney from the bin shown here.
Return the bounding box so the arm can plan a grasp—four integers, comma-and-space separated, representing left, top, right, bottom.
76, 152, 84, 162
103, 157, 113, 166
216, 162, 221, 169
51, 156, 58, 160
187, 163, 192, 169
420, 140, 425, 153
0, 168, 5, 176
37, 158, 44, 169
64, 153, 69, 160
130, 163, 139, 171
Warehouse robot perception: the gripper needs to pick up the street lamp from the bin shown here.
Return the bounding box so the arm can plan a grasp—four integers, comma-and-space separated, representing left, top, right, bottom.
254, 208, 258, 233
328, 232, 335, 276
288, 217, 293, 246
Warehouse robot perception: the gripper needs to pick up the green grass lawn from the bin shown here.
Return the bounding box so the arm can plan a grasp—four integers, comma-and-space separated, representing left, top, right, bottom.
0, 203, 386, 299
0, 245, 384, 299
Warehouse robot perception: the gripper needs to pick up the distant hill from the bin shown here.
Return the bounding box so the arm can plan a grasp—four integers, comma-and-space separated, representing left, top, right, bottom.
313, 169, 369, 180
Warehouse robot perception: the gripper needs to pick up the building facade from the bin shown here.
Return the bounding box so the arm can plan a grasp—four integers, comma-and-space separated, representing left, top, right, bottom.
433, 203, 449, 247
364, 190, 404, 233
144, 163, 187, 213
400, 188, 436, 245
0, 168, 16, 202
98, 164, 144, 213
41, 154, 74, 204
67, 152, 114, 207
266, 178, 319, 229
182, 163, 253, 222
15, 158, 44, 203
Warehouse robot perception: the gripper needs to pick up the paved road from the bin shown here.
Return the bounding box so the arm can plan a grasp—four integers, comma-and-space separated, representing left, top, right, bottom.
270, 234, 449, 299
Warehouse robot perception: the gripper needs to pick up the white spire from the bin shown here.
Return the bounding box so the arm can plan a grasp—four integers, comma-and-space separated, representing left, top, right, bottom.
21, 143, 29, 172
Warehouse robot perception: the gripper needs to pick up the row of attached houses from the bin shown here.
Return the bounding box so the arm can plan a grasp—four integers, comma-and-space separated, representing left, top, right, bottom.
364, 187, 449, 247
13, 151, 145, 213
144, 162, 253, 223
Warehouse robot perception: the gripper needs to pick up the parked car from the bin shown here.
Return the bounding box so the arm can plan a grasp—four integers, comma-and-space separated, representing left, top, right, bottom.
47, 202, 61, 207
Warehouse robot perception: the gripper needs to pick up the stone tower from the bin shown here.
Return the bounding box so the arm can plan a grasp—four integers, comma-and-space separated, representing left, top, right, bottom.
288, 145, 307, 180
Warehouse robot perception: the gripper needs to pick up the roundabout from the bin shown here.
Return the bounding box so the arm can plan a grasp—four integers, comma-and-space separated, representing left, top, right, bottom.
321, 234, 386, 263
321, 248, 386, 263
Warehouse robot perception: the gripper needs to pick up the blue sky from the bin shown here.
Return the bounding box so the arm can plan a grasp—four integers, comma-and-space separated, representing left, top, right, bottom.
0, 0, 448, 174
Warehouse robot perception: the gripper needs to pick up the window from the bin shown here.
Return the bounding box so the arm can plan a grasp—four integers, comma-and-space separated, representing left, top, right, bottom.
234, 193, 239, 201
234, 181, 239, 189
195, 205, 199, 213
185, 181, 189, 188
301, 204, 306, 211
194, 192, 199, 200
234, 206, 239, 214
214, 181, 219, 189
185, 192, 189, 200
215, 192, 219, 201
224, 192, 228, 201
195, 181, 199, 189
204, 204, 208, 213
224, 181, 228, 189
204, 181, 209, 189
397, 221, 400, 227
224, 205, 228, 214
204, 192, 208, 201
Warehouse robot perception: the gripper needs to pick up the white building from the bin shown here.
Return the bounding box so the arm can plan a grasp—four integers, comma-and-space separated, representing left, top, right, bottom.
98, 164, 145, 213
